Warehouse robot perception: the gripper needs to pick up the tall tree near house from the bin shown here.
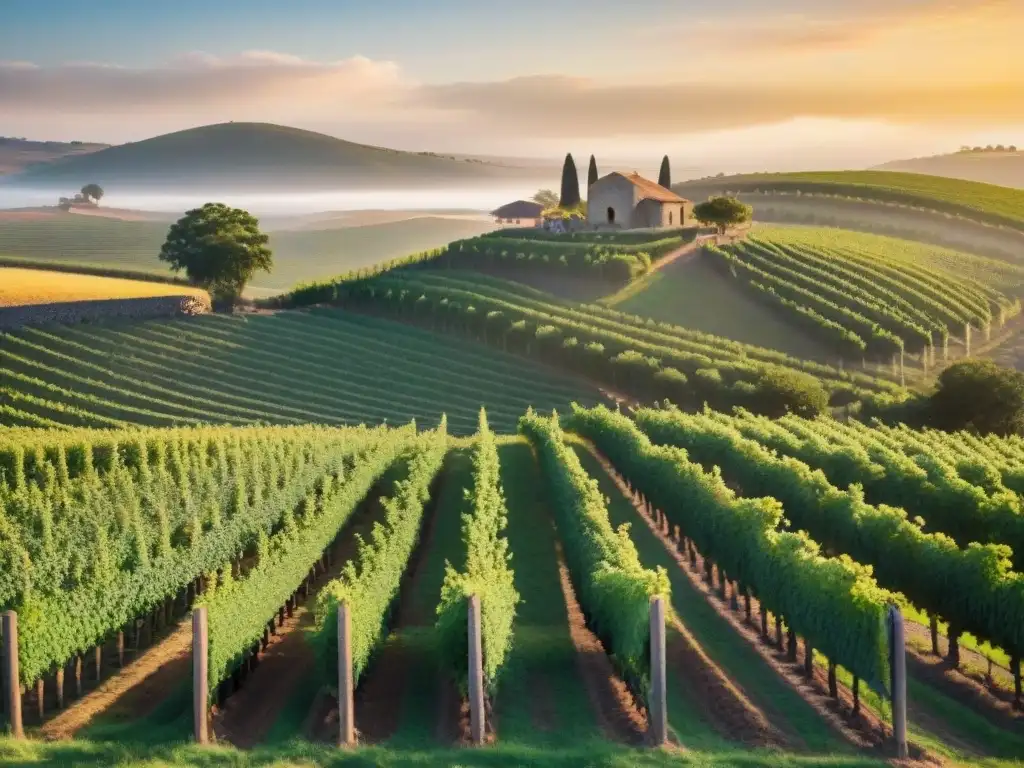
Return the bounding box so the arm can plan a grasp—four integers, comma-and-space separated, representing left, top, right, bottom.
532, 189, 559, 208
658, 156, 671, 188
587, 155, 599, 187
559, 153, 581, 208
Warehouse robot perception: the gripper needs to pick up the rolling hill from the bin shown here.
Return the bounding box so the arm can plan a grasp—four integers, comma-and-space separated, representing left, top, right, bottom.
733, 192, 1024, 264
3, 122, 554, 190
675, 170, 1024, 233
873, 150, 1024, 189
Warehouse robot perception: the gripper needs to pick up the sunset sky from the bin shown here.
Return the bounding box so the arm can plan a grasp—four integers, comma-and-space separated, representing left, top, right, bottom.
2, 0, 1022, 171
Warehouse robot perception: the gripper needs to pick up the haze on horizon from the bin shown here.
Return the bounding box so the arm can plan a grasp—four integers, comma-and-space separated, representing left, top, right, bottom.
1, 0, 1022, 174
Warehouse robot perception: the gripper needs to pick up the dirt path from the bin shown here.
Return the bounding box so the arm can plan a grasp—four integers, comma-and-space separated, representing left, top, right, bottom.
213, 597, 318, 748
553, 541, 650, 746
213, 479, 399, 748
598, 242, 703, 308
39, 620, 192, 740
648, 241, 702, 275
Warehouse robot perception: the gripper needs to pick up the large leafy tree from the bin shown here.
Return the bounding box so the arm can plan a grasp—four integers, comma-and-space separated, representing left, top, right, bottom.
587, 155, 599, 187
80, 183, 104, 204
693, 196, 753, 234
159, 202, 273, 307
657, 156, 671, 188
559, 153, 581, 208
930, 359, 1024, 436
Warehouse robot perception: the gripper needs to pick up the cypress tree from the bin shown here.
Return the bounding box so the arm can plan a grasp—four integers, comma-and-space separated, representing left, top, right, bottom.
559, 153, 581, 208
658, 155, 671, 188
588, 155, 599, 187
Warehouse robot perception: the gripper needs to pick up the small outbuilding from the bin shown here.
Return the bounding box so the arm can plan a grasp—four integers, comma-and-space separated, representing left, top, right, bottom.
586, 172, 691, 229
491, 200, 544, 227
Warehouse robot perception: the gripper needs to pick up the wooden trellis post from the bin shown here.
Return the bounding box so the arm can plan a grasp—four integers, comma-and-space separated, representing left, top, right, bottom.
888, 606, 908, 759
468, 594, 485, 745
2, 611, 23, 739
193, 607, 209, 744
649, 596, 667, 746
337, 601, 354, 747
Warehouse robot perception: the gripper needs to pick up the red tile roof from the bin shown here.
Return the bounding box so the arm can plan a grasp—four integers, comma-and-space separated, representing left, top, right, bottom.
600, 172, 689, 203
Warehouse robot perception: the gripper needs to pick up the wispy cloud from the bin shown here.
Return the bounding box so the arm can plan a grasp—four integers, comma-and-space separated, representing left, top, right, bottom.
0, 53, 405, 113
1, 48, 1022, 144
712, 0, 1018, 53
415, 76, 1024, 135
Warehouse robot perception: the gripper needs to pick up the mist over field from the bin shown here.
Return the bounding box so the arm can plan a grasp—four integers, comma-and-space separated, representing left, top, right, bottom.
0, 182, 558, 216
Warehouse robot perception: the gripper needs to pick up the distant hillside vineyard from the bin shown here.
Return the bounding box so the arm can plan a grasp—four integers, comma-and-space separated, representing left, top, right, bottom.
704, 226, 1022, 363
0, 309, 603, 433
311, 268, 907, 413
675, 170, 1024, 233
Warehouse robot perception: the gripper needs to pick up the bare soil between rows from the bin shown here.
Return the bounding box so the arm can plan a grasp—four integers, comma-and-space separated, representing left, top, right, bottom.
552, 540, 651, 747
665, 615, 785, 749
904, 612, 1017, 692
904, 646, 1024, 735
213, 471, 406, 748
38, 618, 192, 740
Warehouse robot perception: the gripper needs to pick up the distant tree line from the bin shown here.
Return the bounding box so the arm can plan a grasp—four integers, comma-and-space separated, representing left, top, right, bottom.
57, 184, 104, 211
0, 136, 87, 143
958, 144, 1018, 153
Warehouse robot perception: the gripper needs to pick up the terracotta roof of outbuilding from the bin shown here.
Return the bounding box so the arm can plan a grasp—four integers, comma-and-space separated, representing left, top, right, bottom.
491, 200, 544, 218
597, 172, 689, 203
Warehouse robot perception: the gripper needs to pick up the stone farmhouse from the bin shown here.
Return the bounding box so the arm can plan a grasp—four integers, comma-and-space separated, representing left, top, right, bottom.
586, 172, 692, 230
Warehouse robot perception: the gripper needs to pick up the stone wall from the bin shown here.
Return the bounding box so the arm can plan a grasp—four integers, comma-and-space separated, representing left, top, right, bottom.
0, 294, 211, 330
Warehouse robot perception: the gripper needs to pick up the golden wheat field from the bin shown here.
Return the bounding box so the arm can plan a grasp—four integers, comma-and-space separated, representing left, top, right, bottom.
0, 267, 207, 307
